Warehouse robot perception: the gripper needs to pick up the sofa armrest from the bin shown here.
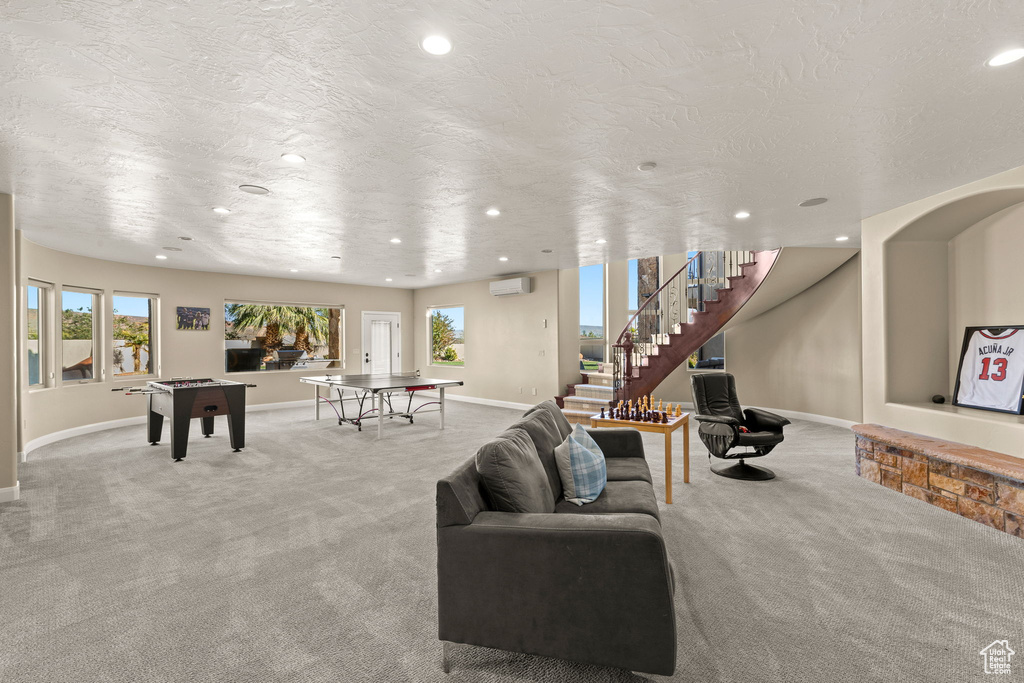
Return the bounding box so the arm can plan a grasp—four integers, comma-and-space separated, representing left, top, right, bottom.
584, 427, 647, 459
743, 407, 790, 431
437, 511, 676, 675
693, 414, 740, 426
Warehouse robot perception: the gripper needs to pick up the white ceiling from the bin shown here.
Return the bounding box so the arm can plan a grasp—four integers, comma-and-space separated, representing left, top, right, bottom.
2, 0, 1023, 288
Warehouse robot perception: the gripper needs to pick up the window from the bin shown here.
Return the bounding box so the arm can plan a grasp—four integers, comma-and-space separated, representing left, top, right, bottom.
579, 264, 604, 368
113, 293, 157, 376
27, 281, 50, 387
224, 302, 343, 372
429, 306, 464, 366
61, 287, 99, 381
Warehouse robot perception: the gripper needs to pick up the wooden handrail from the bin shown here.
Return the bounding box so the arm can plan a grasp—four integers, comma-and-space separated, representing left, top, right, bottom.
613, 251, 702, 349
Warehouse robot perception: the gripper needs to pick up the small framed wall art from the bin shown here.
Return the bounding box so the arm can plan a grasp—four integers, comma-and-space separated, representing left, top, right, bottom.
176, 306, 211, 331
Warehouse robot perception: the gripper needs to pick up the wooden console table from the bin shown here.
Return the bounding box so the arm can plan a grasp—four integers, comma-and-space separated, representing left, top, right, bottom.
590, 412, 690, 504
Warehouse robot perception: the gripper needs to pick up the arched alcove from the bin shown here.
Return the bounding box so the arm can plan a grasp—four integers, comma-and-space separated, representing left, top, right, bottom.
883, 187, 1024, 412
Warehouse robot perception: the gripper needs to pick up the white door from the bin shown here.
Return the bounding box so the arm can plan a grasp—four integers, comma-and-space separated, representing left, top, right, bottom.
361, 312, 400, 374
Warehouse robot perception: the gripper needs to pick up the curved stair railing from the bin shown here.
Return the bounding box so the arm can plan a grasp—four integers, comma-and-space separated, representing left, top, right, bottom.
611, 249, 778, 403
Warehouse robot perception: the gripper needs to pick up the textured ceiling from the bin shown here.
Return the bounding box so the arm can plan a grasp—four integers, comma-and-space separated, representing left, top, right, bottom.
2, 0, 1024, 287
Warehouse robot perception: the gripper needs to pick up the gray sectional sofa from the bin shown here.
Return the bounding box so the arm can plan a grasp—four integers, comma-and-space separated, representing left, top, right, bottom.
436, 400, 677, 676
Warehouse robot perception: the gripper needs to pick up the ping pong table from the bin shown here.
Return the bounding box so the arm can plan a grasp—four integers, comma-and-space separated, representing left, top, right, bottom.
299, 372, 464, 438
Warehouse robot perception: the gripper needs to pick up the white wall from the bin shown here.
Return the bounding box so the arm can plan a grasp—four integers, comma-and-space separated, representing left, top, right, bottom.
413, 270, 561, 405
655, 255, 863, 422
20, 240, 415, 447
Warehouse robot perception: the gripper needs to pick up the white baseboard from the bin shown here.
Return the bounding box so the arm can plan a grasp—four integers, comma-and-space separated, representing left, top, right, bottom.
679, 401, 857, 430
0, 481, 20, 503
420, 392, 534, 412
23, 399, 315, 456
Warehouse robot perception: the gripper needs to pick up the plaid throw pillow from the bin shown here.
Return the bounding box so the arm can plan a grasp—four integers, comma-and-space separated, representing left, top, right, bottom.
572, 424, 605, 459
554, 429, 607, 505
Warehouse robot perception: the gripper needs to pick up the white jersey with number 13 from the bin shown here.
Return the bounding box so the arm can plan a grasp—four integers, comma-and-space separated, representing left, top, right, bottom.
957, 329, 1024, 412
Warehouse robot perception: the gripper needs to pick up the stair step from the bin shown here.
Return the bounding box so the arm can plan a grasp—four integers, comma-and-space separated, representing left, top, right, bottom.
564, 396, 613, 411
561, 408, 598, 425
573, 384, 614, 399
583, 371, 614, 387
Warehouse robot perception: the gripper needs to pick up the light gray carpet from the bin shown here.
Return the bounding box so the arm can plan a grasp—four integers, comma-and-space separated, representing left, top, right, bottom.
2, 402, 1022, 682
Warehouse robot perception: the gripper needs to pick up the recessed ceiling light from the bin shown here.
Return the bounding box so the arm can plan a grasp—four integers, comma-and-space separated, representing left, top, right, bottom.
596, 239, 607, 244
162, 246, 182, 252
799, 197, 829, 207
178, 236, 194, 241
486, 208, 501, 217
421, 35, 453, 56
155, 254, 168, 260
385, 278, 393, 282
212, 207, 231, 214
836, 236, 850, 242
988, 48, 1024, 67
734, 211, 751, 219
281, 153, 305, 163
289, 268, 299, 272
238, 185, 270, 195
434, 269, 442, 273
638, 162, 657, 171
331, 255, 342, 260
390, 238, 402, 244
498, 256, 509, 262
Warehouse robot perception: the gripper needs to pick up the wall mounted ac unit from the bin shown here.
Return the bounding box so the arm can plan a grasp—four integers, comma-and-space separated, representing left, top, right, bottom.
489, 276, 531, 297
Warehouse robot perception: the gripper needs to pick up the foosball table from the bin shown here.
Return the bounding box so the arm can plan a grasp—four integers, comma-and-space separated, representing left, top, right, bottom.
115, 378, 252, 461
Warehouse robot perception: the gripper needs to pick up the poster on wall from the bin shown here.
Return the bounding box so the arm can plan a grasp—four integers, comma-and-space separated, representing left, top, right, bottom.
176, 306, 211, 331
952, 325, 1024, 414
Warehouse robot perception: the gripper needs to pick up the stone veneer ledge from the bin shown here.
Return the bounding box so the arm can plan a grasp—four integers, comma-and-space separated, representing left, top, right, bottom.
852, 424, 1024, 539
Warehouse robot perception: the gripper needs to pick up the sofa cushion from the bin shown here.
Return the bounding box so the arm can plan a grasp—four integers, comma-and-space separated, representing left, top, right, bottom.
554, 434, 607, 505
556, 479, 660, 523
475, 428, 555, 513
509, 409, 564, 505
605, 457, 653, 484
522, 400, 572, 440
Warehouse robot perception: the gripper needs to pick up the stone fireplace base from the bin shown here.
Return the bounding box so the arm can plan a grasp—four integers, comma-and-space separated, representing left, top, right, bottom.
853, 424, 1024, 538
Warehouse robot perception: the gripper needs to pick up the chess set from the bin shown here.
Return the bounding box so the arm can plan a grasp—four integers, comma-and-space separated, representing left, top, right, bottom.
600, 395, 683, 424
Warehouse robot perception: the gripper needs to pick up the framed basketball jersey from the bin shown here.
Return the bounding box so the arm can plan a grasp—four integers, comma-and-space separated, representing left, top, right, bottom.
953, 326, 1024, 414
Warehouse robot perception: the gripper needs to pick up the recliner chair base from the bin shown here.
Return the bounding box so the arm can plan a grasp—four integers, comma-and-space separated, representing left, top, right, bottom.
711, 459, 775, 481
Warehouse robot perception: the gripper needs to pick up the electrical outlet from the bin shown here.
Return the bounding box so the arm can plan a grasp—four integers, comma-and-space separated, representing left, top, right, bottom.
519, 387, 523, 394
542, 319, 547, 328
531, 388, 537, 396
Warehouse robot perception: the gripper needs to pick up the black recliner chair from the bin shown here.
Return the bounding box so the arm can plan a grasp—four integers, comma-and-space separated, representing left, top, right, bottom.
690, 373, 790, 480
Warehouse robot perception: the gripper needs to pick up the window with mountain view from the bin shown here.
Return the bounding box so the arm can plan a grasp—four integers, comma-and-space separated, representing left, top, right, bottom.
224, 303, 343, 372
113, 293, 156, 376
579, 264, 604, 368
429, 306, 464, 366
62, 287, 98, 382
27, 282, 48, 387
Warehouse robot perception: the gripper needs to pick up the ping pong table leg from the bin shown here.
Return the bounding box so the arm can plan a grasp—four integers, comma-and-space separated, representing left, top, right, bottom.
440, 387, 445, 430
378, 391, 384, 439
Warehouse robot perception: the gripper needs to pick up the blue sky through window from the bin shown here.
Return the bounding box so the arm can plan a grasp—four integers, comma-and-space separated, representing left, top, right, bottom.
62, 290, 93, 313
628, 259, 638, 310
113, 295, 151, 317
579, 264, 603, 329
434, 306, 463, 333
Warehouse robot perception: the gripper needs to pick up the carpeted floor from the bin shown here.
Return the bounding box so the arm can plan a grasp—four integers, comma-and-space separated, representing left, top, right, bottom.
1, 402, 1022, 682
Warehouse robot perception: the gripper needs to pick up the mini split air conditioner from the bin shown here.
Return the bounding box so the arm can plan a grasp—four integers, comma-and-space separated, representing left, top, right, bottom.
489, 277, 531, 297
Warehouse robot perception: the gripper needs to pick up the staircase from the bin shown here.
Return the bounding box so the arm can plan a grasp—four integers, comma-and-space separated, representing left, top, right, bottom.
613, 250, 780, 402
561, 375, 615, 424
557, 250, 780, 422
